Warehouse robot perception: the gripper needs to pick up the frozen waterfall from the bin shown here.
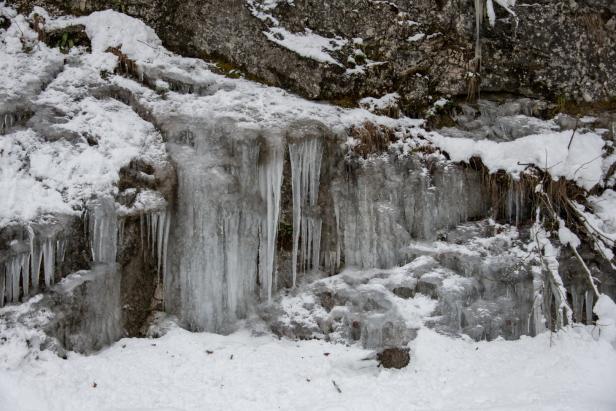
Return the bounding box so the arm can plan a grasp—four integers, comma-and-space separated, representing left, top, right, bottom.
289, 138, 323, 287
164, 123, 286, 333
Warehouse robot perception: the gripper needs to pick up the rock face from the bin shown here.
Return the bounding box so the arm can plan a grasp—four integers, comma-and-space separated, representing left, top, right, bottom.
10, 0, 616, 114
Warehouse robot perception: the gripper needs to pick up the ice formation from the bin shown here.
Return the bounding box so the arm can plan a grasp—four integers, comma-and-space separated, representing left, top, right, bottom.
164, 125, 286, 332
1, 227, 65, 307
88, 199, 118, 264
140, 209, 171, 279
289, 137, 323, 286
331, 157, 487, 269
258, 145, 284, 300
1, 4, 614, 348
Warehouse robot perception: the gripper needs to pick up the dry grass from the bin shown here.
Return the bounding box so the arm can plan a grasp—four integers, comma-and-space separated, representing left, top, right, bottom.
349, 121, 397, 157
106, 47, 139, 77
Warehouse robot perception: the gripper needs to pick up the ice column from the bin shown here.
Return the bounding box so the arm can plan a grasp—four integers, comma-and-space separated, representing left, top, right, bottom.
289, 138, 323, 287
258, 146, 284, 301
165, 138, 263, 333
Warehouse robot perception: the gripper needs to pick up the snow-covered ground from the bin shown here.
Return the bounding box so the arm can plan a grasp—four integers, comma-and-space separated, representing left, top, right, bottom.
0, 324, 615, 411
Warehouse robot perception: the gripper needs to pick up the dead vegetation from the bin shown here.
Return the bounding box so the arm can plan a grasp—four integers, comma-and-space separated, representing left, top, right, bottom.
348, 121, 398, 158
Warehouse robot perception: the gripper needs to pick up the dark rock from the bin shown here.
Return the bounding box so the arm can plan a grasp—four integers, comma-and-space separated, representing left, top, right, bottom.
10, 0, 616, 114
377, 347, 410, 369
319, 291, 335, 312
392, 287, 414, 299
416, 276, 441, 299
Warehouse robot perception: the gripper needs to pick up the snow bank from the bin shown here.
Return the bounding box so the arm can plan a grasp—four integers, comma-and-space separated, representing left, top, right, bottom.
428, 130, 605, 190
0, 130, 74, 223
0, 323, 615, 410
0, 6, 64, 115
594, 294, 616, 347
45, 9, 165, 62
0, 14, 167, 225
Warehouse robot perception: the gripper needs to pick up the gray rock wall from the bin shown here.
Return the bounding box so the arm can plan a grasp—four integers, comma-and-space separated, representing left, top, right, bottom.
10, 0, 616, 114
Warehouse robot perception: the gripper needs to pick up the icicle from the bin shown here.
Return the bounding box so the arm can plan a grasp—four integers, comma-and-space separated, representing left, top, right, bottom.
140, 212, 145, 256
19, 252, 30, 297
42, 238, 55, 287
289, 138, 323, 287
136, 209, 172, 279
258, 145, 284, 301
56, 238, 66, 266
151, 212, 159, 258
585, 290, 594, 325
118, 218, 125, 248
31, 238, 43, 293
156, 211, 166, 275
9, 257, 18, 302
0, 264, 5, 307
89, 198, 118, 264
26, 226, 36, 296
162, 210, 170, 280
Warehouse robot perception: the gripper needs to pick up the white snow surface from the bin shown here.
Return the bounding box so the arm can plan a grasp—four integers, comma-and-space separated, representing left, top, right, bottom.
594, 294, 616, 348
359, 92, 400, 112
264, 27, 347, 66
427, 130, 606, 190
0, 323, 615, 411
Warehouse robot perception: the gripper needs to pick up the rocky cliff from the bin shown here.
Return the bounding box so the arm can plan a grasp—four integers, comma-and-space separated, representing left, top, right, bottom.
9, 0, 616, 115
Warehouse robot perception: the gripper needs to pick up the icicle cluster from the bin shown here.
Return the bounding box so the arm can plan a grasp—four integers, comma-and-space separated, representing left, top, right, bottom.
0, 230, 65, 307
165, 138, 263, 332
140, 209, 171, 279
165, 129, 292, 332
289, 138, 323, 287
331, 159, 485, 270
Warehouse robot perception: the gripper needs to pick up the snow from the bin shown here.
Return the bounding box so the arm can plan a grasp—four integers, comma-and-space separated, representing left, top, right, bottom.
246, 0, 347, 66
49, 9, 164, 62
0, 7, 168, 226
0, 130, 74, 223
1, 323, 615, 410
407, 33, 426, 42
359, 92, 400, 112
594, 294, 616, 348
486, 0, 517, 27
0, 93, 166, 225
427, 130, 606, 190
264, 27, 347, 66
589, 189, 616, 240
0, 6, 64, 116
558, 219, 581, 248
